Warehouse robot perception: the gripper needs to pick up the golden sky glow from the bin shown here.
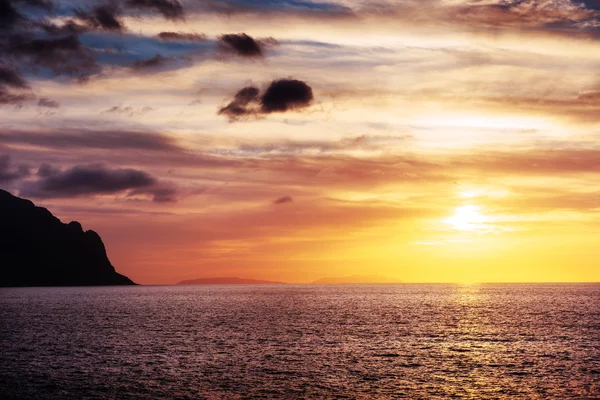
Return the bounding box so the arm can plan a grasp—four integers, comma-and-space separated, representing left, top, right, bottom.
1, 0, 600, 283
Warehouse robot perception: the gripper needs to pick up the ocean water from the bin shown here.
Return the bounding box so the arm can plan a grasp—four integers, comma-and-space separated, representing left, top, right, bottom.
1, 284, 599, 399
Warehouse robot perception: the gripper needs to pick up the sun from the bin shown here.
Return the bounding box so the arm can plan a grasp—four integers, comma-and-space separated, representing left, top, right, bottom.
445, 205, 486, 231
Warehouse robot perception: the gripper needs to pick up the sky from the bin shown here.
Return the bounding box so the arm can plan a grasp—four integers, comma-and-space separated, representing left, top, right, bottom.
1, 0, 600, 284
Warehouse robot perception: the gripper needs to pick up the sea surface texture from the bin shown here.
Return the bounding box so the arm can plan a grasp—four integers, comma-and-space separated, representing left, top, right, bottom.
1, 284, 599, 399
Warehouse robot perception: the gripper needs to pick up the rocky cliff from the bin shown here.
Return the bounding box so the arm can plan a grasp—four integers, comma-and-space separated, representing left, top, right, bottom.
0, 189, 134, 286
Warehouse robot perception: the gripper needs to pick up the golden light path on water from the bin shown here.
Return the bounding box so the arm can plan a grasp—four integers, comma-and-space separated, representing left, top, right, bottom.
2, 285, 599, 398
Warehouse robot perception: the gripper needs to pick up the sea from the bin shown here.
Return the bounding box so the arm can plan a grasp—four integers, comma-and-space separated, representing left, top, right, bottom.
1, 284, 599, 399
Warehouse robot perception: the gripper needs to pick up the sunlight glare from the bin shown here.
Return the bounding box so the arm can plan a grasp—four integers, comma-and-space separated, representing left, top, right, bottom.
445, 205, 486, 231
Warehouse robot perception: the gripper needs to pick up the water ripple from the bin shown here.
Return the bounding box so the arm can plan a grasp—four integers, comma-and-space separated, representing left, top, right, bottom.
1, 283, 599, 399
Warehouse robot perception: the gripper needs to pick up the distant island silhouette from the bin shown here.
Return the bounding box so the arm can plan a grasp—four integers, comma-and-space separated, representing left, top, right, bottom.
178, 277, 285, 285
0, 189, 134, 287
312, 275, 402, 284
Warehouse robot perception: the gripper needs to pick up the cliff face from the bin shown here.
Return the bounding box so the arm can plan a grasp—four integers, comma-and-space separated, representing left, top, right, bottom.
0, 189, 135, 287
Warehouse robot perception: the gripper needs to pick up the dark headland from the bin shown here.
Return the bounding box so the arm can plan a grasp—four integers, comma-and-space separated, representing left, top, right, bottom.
178, 277, 285, 285
0, 189, 134, 287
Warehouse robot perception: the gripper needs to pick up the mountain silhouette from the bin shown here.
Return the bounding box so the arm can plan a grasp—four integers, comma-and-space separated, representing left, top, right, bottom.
178, 277, 285, 285
0, 189, 134, 286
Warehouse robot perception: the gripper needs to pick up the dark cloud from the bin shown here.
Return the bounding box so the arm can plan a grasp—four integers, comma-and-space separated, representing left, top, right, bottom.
579, 0, 600, 10
131, 54, 171, 69
36, 162, 58, 177
20, 163, 179, 202
0, 0, 21, 31
22, 164, 158, 198
37, 97, 59, 108
13, 0, 52, 10
9, 34, 99, 78
156, 31, 206, 41
261, 79, 313, 112
128, 184, 178, 202
273, 195, 293, 204
0, 128, 182, 152
125, 0, 184, 20
75, 4, 124, 32
0, 154, 31, 183
0, 65, 33, 106
219, 79, 313, 121
0, 87, 34, 106
234, 86, 260, 103
101, 105, 154, 115
218, 86, 260, 119
217, 33, 263, 58
102, 105, 134, 114
0, 65, 29, 88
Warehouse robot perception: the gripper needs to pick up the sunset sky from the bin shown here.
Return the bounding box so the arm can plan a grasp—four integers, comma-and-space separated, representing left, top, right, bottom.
1, 0, 599, 284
